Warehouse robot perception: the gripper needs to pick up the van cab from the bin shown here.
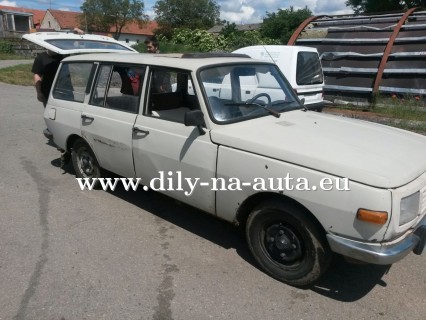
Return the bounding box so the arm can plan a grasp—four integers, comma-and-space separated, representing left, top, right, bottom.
233, 45, 325, 111
24, 33, 426, 287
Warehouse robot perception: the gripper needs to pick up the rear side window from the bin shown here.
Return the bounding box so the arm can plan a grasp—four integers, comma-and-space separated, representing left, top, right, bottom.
53, 62, 92, 102
89, 64, 145, 114
46, 39, 134, 52
296, 52, 323, 85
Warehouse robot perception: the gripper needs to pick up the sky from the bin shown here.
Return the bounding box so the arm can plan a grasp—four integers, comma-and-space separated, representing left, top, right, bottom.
1, 0, 354, 23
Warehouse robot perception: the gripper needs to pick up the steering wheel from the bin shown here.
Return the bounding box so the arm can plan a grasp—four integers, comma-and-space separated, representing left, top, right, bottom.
246, 93, 272, 107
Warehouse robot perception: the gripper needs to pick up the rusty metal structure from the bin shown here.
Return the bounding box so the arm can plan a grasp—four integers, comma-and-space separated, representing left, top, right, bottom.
288, 9, 426, 104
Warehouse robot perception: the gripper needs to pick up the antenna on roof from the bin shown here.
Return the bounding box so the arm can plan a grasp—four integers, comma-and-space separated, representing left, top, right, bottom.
262, 45, 276, 65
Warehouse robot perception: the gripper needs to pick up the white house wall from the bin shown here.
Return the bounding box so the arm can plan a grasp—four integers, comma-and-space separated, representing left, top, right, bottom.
40, 11, 61, 30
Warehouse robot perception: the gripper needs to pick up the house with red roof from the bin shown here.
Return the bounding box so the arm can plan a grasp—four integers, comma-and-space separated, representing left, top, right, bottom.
41, 9, 157, 44
40, 9, 81, 32
0, 6, 157, 44
0, 5, 45, 37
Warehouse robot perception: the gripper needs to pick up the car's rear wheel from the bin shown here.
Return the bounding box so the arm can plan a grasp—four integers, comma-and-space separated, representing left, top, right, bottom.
246, 200, 331, 286
71, 139, 102, 188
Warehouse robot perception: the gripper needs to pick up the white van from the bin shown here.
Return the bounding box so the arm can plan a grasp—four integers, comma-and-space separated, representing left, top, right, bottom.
233, 45, 325, 111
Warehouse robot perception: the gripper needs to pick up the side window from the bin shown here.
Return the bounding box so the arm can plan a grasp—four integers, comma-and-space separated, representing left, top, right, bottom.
89, 64, 145, 114
90, 64, 112, 107
145, 69, 199, 123
53, 62, 92, 102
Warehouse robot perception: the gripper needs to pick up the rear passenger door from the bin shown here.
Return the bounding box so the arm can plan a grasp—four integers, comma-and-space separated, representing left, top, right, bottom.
81, 63, 145, 178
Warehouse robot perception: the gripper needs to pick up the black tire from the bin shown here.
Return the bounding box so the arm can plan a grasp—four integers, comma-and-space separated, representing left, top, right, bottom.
71, 139, 102, 189
246, 200, 331, 286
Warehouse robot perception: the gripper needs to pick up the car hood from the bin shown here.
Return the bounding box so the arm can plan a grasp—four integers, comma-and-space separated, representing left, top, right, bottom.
209, 111, 426, 188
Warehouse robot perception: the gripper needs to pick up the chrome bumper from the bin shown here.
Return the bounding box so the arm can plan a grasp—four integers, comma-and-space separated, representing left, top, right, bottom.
327, 217, 426, 265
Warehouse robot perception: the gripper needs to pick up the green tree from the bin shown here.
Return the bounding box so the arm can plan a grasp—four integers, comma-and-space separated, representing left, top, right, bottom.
260, 6, 312, 44
217, 22, 279, 51
224, 31, 279, 51
171, 28, 222, 52
345, 0, 426, 14
219, 22, 238, 38
154, 0, 221, 38
81, 0, 148, 39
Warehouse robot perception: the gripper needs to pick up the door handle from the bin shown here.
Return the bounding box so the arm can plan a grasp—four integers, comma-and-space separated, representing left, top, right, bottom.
133, 127, 150, 135
81, 114, 94, 121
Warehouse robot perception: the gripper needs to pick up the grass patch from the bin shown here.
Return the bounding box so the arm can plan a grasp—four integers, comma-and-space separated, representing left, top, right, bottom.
329, 95, 426, 134
374, 97, 425, 121
374, 96, 426, 133
0, 63, 33, 86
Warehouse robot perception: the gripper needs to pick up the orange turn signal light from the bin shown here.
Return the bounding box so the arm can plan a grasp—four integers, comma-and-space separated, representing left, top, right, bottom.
356, 209, 388, 225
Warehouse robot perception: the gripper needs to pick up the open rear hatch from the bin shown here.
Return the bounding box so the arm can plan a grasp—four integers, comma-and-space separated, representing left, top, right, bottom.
22, 32, 138, 55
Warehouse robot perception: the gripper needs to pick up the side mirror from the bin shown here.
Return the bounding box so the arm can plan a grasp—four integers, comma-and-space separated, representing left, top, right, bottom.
184, 110, 205, 135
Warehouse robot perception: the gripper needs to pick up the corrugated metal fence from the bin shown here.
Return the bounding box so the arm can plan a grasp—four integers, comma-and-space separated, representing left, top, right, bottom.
288, 9, 426, 104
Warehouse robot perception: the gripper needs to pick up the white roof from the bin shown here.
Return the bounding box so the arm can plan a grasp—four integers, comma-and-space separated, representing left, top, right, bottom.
63, 52, 265, 71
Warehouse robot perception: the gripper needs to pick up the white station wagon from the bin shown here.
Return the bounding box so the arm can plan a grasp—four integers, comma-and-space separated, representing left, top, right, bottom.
25, 33, 426, 286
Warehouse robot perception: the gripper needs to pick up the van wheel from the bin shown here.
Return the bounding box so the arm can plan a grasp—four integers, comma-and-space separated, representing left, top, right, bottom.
246, 200, 331, 286
71, 139, 102, 188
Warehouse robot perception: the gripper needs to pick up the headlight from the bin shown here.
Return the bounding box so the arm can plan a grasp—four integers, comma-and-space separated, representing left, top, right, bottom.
400, 192, 420, 226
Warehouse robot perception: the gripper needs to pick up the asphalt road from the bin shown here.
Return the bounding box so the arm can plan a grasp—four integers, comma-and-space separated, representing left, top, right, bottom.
0, 59, 33, 69
0, 80, 425, 320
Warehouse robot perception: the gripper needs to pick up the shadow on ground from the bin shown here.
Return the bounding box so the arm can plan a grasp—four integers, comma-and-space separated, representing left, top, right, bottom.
311, 255, 390, 301
52, 158, 391, 302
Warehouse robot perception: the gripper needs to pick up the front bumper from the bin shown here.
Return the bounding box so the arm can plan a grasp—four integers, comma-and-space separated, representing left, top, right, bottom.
326, 216, 426, 265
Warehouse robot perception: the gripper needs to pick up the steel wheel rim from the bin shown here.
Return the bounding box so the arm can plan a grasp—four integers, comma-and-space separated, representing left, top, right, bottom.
261, 221, 304, 266
77, 148, 95, 177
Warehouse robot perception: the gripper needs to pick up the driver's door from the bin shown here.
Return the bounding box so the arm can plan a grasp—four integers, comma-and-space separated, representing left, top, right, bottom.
132, 68, 217, 214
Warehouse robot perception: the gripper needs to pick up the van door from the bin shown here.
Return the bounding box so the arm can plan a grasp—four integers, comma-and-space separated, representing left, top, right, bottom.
295, 51, 324, 109
80, 63, 145, 178
132, 68, 217, 214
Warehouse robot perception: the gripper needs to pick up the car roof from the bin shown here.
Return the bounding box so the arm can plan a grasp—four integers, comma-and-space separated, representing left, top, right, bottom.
62, 52, 265, 71
234, 45, 319, 54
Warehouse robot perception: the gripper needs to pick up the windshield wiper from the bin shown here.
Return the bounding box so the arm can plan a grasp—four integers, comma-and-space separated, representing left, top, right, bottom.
225, 102, 281, 118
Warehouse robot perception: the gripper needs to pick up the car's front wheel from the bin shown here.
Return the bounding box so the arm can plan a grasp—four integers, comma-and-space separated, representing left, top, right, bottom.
246, 200, 331, 286
71, 139, 102, 188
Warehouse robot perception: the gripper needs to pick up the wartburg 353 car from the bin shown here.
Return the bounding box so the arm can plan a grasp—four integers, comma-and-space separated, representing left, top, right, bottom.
25, 32, 426, 286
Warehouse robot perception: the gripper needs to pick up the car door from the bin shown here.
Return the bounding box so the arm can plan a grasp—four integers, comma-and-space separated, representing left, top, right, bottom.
132, 67, 217, 214
81, 63, 145, 178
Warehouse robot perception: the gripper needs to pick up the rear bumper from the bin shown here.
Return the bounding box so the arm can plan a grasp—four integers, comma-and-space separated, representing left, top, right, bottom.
327, 216, 426, 265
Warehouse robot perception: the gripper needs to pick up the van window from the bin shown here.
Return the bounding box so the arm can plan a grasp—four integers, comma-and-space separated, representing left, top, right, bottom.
296, 52, 323, 86
52, 62, 93, 102
146, 68, 199, 123
89, 64, 145, 114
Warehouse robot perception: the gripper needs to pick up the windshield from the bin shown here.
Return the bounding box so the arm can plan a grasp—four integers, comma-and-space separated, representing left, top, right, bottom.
199, 64, 301, 123
45, 39, 134, 52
